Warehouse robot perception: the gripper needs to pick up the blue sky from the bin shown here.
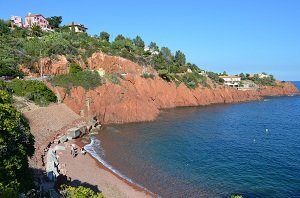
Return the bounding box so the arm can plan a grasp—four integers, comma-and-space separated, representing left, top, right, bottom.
0, 0, 299, 80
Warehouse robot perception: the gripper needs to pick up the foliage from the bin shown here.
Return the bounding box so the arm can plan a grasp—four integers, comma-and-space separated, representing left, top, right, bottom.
50, 70, 102, 91
60, 185, 104, 198
148, 42, 159, 52
180, 72, 207, 89
30, 24, 43, 37
105, 74, 120, 84
99, 31, 110, 42
0, 183, 19, 198
46, 16, 62, 28
175, 50, 186, 66
141, 73, 155, 79
69, 63, 83, 74
0, 89, 35, 194
0, 19, 10, 36
207, 72, 224, 84
7, 79, 57, 106
251, 74, 276, 86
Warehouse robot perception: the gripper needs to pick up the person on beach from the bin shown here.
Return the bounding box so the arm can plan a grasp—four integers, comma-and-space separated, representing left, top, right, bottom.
71, 146, 75, 158
81, 147, 86, 155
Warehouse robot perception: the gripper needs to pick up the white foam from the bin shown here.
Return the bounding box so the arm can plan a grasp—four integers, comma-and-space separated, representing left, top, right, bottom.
84, 137, 153, 194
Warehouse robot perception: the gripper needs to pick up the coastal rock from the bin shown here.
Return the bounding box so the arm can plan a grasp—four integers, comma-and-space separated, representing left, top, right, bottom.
54, 76, 299, 124
40, 52, 299, 124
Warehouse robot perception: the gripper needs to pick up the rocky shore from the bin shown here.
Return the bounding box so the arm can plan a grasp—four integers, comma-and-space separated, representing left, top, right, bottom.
55, 76, 299, 125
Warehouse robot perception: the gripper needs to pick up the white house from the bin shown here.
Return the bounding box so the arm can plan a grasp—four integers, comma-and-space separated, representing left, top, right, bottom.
11, 16, 23, 28
219, 76, 241, 87
65, 23, 87, 33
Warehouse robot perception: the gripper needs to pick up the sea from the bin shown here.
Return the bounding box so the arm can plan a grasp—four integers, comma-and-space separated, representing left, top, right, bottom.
85, 81, 300, 198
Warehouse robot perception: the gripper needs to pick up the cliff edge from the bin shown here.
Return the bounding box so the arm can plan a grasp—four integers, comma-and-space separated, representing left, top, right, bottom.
35, 52, 298, 124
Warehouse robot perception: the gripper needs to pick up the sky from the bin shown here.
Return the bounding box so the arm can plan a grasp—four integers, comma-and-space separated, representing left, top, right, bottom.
0, 0, 299, 80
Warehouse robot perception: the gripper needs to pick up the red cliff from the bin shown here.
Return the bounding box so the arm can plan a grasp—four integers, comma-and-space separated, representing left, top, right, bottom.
54, 76, 298, 124
41, 52, 298, 124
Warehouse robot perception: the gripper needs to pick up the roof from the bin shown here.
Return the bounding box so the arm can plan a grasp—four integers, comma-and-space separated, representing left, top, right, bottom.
65, 23, 88, 29
219, 76, 241, 78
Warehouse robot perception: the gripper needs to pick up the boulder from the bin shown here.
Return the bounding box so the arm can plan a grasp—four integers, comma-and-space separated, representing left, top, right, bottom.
67, 127, 81, 139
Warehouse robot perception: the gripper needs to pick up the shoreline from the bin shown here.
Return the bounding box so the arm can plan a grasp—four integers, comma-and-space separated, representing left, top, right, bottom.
56, 138, 155, 198
78, 138, 156, 197
28, 90, 299, 197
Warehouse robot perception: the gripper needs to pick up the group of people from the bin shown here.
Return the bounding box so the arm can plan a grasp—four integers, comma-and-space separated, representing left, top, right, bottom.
70, 144, 86, 158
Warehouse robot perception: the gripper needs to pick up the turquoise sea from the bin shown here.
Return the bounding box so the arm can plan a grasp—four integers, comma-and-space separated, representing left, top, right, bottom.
86, 82, 300, 197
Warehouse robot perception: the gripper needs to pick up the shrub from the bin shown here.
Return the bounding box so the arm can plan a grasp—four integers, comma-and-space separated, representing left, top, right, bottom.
7, 79, 57, 106
181, 72, 207, 89
0, 89, 35, 194
69, 63, 83, 74
60, 185, 104, 198
50, 70, 102, 91
141, 73, 155, 79
105, 74, 120, 84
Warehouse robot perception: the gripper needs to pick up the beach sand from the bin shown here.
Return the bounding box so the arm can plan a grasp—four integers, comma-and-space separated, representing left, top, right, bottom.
57, 140, 155, 198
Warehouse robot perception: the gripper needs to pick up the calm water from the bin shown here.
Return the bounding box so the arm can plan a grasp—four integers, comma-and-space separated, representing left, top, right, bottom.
86, 82, 300, 198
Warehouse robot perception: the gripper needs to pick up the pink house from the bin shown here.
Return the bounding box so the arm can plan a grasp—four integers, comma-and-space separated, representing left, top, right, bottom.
11, 16, 23, 28
24, 12, 52, 31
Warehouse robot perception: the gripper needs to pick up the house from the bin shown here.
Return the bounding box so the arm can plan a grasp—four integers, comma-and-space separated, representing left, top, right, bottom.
65, 23, 87, 33
10, 16, 23, 28
144, 47, 159, 55
24, 12, 52, 31
219, 76, 241, 87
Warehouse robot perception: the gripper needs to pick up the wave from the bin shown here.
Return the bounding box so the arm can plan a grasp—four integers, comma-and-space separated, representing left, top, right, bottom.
84, 137, 153, 194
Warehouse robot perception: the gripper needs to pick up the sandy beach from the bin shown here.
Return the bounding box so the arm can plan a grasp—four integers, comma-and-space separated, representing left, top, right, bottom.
24, 103, 154, 198
56, 139, 155, 198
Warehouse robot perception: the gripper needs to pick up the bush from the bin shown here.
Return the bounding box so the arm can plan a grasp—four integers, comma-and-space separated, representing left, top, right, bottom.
0, 89, 35, 194
141, 73, 155, 79
7, 79, 57, 106
181, 72, 207, 89
60, 185, 104, 198
50, 70, 102, 91
105, 74, 120, 84
69, 63, 83, 74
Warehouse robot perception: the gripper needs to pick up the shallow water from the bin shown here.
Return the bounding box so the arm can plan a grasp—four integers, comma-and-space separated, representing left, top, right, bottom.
89, 82, 300, 197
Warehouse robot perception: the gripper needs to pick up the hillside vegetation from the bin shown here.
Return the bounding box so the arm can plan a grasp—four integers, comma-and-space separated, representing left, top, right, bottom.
0, 18, 224, 89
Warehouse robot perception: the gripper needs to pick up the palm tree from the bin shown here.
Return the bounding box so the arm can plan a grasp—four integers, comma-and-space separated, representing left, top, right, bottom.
30, 23, 42, 37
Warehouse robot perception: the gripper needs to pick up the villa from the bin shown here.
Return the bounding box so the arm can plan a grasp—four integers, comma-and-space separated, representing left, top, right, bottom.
10, 16, 23, 28
65, 23, 87, 33
11, 12, 53, 31
219, 76, 241, 87
24, 13, 52, 31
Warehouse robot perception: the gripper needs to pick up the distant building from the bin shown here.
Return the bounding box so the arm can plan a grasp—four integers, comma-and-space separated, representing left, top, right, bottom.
257, 73, 270, 79
219, 76, 241, 87
24, 12, 52, 31
144, 47, 159, 55
65, 23, 87, 33
10, 16, 23, 28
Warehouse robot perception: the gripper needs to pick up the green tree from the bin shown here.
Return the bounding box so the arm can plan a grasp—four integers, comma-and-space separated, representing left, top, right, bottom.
46, 16, 63, 28
30, 24, 43, 37
148, 42, 159, 52
69, 63, 83, 74
133, 35, 145, 49
0, 90, 35, 193
175, 50, 186, 66
60, 185, 104, 198
99, 31, 110, 42
239, 73, 246, 80
0, 19, 10, 36
114, 34, 125, 41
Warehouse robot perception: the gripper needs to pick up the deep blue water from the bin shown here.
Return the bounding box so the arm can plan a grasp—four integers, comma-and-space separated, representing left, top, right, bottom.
89, 82, 300, 198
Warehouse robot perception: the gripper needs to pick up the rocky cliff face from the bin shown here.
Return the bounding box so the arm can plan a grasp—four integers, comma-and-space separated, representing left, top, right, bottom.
54, 76, 299, 124
37, 52, 298, 124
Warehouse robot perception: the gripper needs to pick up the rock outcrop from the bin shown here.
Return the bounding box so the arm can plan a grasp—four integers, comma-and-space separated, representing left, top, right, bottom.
53, 76, 299, 124
32, 52, 298, 124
